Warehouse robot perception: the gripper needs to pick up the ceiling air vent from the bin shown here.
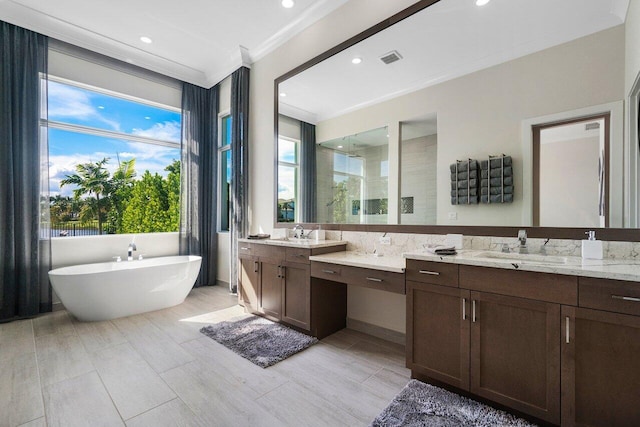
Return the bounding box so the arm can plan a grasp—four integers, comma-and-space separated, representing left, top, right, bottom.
379, 50, 403, 65
585, 122, 600, 131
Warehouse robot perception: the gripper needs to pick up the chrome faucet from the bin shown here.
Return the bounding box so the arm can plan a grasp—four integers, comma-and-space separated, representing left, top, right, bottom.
292, 224, 305, 239
127, 242, 137, 261
517, 230, 528, 254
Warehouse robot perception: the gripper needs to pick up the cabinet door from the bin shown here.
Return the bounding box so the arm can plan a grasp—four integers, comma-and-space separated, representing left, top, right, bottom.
239, 257, 260, 313
259, 259, 282, 320
562, 306, 640, 427
470, 292, 560, 424
281, 262, 311, 331
407, 281, 470, 390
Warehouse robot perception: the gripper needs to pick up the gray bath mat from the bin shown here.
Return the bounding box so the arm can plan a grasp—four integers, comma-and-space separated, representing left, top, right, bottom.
371, 380, 537, 426
200, 315, 318, 368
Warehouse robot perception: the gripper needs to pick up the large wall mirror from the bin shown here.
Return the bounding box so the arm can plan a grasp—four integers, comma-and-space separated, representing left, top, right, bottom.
275, 0, 639, 237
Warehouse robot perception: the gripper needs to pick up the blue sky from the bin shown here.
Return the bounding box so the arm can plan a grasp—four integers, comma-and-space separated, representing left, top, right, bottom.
48, 81, 181, 197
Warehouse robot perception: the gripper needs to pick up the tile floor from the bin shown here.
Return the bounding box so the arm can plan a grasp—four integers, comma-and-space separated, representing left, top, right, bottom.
0, 286, 410, 427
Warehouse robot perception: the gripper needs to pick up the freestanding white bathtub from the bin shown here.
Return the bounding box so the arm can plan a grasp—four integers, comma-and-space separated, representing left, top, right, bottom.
48, 255, 202, 321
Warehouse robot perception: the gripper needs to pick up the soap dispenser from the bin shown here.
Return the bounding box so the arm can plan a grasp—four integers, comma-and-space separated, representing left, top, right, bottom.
582, 230, 603, 260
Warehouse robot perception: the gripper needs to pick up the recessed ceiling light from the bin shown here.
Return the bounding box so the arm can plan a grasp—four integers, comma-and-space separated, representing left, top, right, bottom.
140, 36, 153, 44
475, 0, 490, 6
280, 92, 287, 97
351, 57, 363, 65
337, 145, 343, 149
281, 0, 294, 8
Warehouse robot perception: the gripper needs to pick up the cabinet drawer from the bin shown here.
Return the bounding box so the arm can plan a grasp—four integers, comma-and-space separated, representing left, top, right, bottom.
579, 277, 640, 316
238, 243, 255, 258
286, 247, 310, 264
406, 259, 459, 287
311, 262, 346, 283
342, 265, 405, 294
254, 244, 285, 260
459, 265, 577, 305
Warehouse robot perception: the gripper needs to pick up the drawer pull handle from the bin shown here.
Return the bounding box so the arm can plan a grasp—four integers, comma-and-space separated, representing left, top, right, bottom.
419, 270, 440, 276
611, 295, 640, 302
321, 269, 336, 274
240, 247, 251, 251
295, 254, 306, 257
366, 277, 383, 282
462, 298, 466, 320
566, 316, 570, 344
254, 261, 259, 273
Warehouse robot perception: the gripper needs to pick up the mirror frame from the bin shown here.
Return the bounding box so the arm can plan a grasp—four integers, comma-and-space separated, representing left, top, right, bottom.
273, 0, 640, 242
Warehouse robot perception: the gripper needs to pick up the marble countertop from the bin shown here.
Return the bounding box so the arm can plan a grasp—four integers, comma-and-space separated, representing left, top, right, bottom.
309, 251, 406, 273
404, 250, 640, 282
238, 238, 347, 249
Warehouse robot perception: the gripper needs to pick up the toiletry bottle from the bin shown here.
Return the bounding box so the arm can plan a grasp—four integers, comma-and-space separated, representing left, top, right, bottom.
581, 230, 603, 260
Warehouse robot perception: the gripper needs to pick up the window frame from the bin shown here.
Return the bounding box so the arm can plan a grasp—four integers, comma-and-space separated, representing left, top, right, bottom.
277, 135, 300, 223
218, 110, 232, 232
43, 75, 182, 237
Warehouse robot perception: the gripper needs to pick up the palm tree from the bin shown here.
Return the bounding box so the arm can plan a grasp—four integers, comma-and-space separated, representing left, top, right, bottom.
108, 157, 136, 232
60, 158, 110, 235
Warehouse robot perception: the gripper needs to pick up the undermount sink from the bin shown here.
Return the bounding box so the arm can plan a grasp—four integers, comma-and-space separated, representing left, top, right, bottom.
472, 251, 568, 265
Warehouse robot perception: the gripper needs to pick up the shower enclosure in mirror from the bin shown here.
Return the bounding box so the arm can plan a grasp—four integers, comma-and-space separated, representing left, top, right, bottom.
275, 0, 636, 230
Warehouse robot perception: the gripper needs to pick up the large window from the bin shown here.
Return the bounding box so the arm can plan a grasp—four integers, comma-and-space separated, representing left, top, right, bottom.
46, 78, 181, 236
277, 137, 299, 222
219, 113, 232, 231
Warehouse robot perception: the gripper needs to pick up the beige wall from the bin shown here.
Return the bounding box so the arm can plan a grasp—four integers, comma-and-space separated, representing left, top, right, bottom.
315, 25, 625, 226
626, 0, 640, 95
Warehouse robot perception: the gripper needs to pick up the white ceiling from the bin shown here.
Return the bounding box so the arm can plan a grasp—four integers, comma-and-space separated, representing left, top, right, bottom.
0, 0, 347, 87
279, 0, 630, 123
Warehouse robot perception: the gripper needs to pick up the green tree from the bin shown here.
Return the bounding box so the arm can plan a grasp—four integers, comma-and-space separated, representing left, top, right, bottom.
164, 160, 181, 231
60, 158, 110, 234
121, 171, 172, 233
108, 158, 136, 233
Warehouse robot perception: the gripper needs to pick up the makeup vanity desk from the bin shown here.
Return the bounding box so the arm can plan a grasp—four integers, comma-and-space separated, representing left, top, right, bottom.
236, 238, 405, 339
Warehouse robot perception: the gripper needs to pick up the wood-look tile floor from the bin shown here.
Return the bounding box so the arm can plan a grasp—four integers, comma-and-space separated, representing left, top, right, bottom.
0, 286, 410, 427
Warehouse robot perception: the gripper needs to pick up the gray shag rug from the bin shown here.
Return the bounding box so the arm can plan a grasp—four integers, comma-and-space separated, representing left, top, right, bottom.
199, 315, 318, 368
371, 380, 537, 427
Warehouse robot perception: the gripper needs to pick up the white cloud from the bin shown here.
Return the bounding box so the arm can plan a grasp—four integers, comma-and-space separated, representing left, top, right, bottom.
48, 145, 179, 197
132, 121, 181, 142
47, 83, 121, 131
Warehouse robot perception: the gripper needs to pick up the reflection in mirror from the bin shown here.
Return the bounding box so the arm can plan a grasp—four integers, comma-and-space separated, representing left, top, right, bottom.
400, 115, 437, 225
277, 116, 300, 223
276, 0, 635, 228
316, 126, 388, 224
536, 115, 608, 228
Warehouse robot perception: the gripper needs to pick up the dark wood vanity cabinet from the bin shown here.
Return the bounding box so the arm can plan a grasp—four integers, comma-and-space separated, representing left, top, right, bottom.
237, 242, 345, 333
407, 261, 569, 425
238, 256, 260, 312
469, 290, 561, 424
407, 280, 470, 390
561, 277, 640, 427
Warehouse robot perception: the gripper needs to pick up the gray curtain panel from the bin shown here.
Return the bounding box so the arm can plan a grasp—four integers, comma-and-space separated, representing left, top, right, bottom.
179, 82, 219, 287
230, 66, 250, 294
300, 121, 317, 223
0, 21, 51, 321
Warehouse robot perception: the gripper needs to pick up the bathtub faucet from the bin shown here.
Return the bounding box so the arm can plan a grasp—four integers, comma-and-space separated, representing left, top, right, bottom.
128, 243, 137, 261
